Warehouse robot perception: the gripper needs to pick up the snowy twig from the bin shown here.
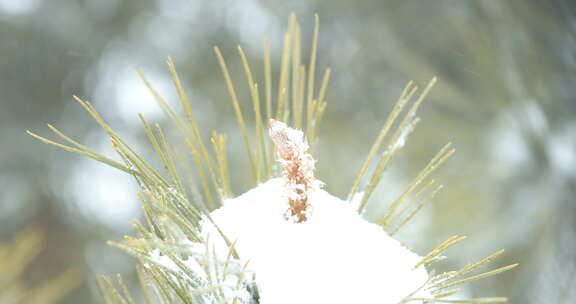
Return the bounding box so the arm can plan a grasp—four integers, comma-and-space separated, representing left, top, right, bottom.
268, 119, 322, 223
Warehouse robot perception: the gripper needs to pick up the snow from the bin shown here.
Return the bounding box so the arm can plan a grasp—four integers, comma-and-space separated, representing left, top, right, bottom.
350, 191, 365, 211
393, 117, 419, 150
149, 249, 180, 273
202, 178, 430, 304
148, 247, 256, 303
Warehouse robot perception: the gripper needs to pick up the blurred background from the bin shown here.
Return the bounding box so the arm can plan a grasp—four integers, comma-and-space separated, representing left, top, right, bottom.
1, 0, 575, 303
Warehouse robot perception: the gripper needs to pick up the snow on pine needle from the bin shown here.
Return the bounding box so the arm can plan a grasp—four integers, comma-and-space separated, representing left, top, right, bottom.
202, 121, 430, 304
29, 13, 516, 304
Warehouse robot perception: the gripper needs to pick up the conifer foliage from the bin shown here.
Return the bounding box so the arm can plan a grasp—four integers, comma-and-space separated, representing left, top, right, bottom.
29, 14, 516, 304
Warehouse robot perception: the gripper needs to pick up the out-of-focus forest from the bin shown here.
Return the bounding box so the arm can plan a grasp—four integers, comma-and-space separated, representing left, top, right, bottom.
1, 0, 575, 303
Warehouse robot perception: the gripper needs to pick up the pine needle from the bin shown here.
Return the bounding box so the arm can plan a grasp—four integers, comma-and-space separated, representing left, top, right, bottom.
237, 45, 266, 182
306, 14, 320, 131
27, 14, 516, 304
214, 46, 257, 185
347, 81, 416, 201
406, 297, 508, 303
432, 264, 519, 292
414, 235, 467, 269
356, 77, 437, 213
379, 143, 455, 227
211, 131, 232, 198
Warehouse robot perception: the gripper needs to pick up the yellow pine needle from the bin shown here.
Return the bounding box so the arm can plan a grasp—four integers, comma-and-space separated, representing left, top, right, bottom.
307, 67, 331, 143
137, 114, 177, 184
72, 95, 169, 186
263, 38, 276, 176
166, 57, 200, 138
433, 264, 519, 292
136, 265, 155, 304
317, 67, 331, 105
2, 228, 44, 284
166, 57, 219, 188
46, 123, 91, 151
116, 274, 135, 304
430, 250, 511, 290
26, 130, 138, 177
433, 288, 461, 298
294, 64, 306, 129
379, 143, 455, 227
185, 139, 215, 209
263, 38, 273, 122
347, 81, 417, 201
361, 78, 437, 211
214, 46, 257, 185
306, 14, 320, 131
389, 183, 444, 236
291, 21, 302, 128
414, 235, 467, 270
237, 45, 266, 182
154, 124, 185, 194
386, 179, 436, 229
252, 82, 271, 179
276, 20, 293, 120
211, 131, 232, 198
97, 276, 124, 303
136, 70, 219, 190
307, 99, 327, 144
452, 249, 507, 279
108, 136, 163, 187
406, 297, 508, 303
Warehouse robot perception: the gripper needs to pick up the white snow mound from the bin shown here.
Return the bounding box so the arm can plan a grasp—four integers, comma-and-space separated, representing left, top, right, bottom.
202, 178, 429, 304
